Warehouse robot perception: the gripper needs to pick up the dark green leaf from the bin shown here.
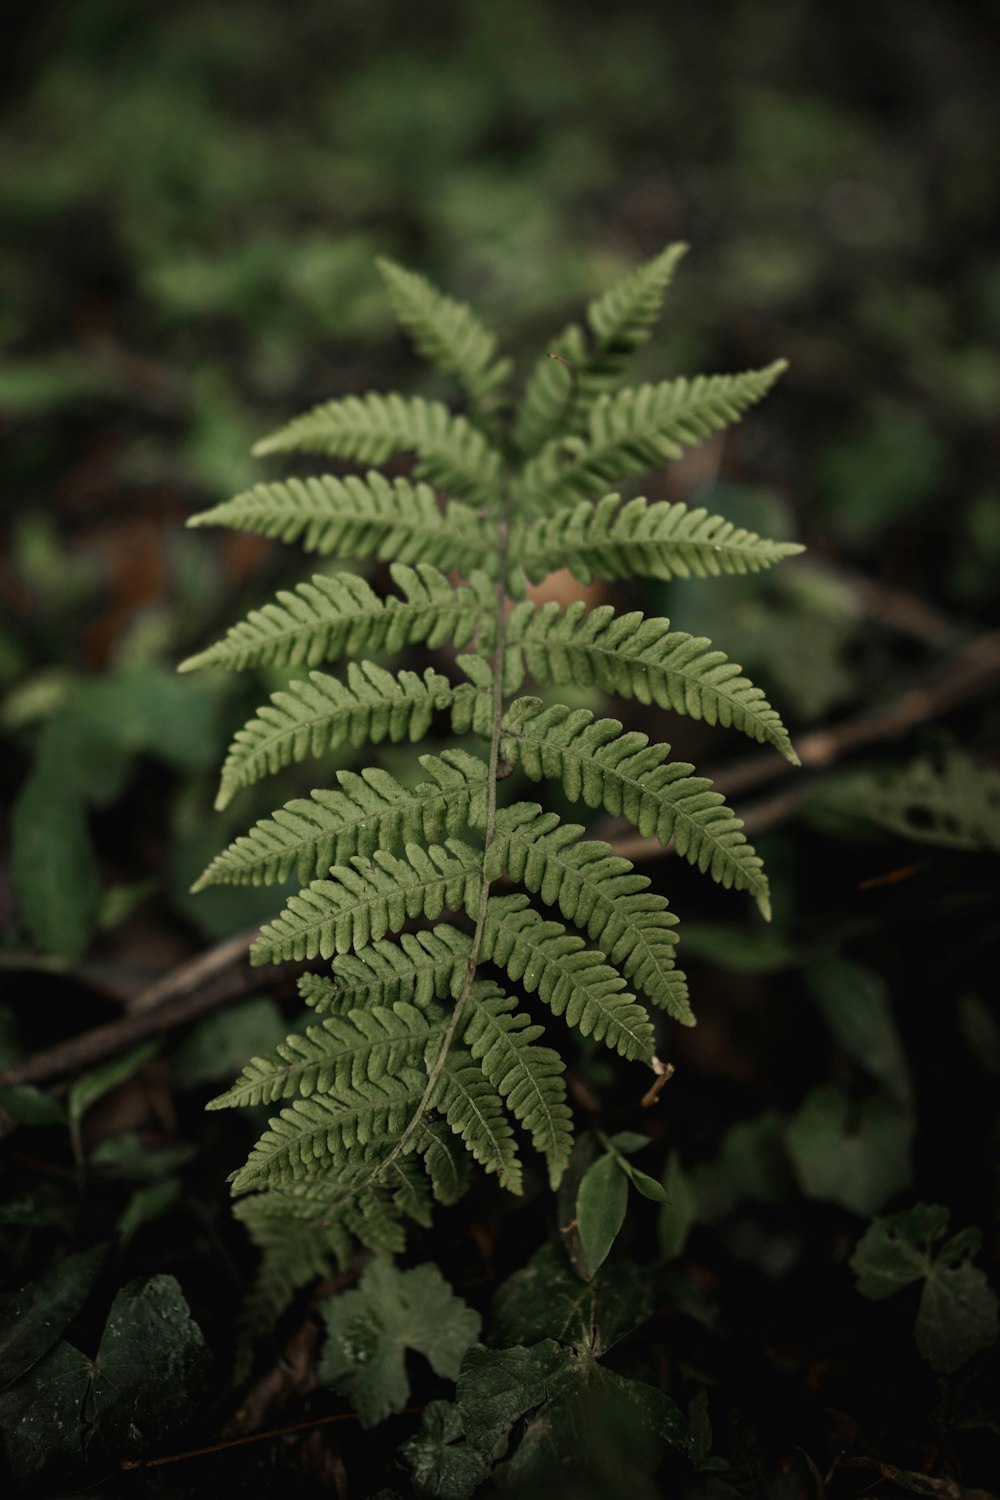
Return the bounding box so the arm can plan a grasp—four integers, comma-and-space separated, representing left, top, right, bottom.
0, 1275, 209, 1485
86, 1274, 211, 1451
691, 1111, 792, 1223
851, 1205, 999, 1373
172, 997, 288, 1088
458, 1341, 572, 1457
0, 1244, 106, 1390
10, 767, 100, 961
319, 1260, 480, 1427
619, 1161, 669, 1203
785, 1087, 913, 1216
0, 1084, 67, 1126
401, 1400, 491, 1500
491, 1244, 652, 1356
917, 1261, 999, 1374
494, 1361, 685, 1492
658, 1151, 697, 1260
806, 955, 912, 1107
68, 1040, 161, 1135
606, 1130, 650, 1154
575, 1153, 628, 1277
117, 1177, 183, 1246
850, 1204, 948, 1300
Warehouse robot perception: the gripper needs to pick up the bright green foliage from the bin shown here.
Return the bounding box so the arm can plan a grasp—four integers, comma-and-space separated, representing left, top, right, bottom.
486, 804, 690, 1023
197, 751, 490, 890
377, 259, 513, 407
185, 248, 801, 1339
189, 471, 496, 564
851, 1204, 999, 1373
504, 598, 798, 760
181, 564, 494, 675
515, 243, 688, 455
514, 363, 788, 511
215, 664, 475, 810
251, 392, 503, 501
514, 493, 803, 583
500, 699, 772, 915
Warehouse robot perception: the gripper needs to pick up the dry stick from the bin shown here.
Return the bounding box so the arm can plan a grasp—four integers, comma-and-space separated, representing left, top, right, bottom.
0, 952, 295, 1090
4, 632, 998, 1093
600, 630, 1000, 863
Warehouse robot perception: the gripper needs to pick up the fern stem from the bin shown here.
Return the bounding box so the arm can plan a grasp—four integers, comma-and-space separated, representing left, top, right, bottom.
345, 509, 514, 1193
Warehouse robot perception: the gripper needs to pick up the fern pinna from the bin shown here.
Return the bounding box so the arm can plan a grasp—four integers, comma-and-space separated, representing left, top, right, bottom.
182, 246, 802, 1335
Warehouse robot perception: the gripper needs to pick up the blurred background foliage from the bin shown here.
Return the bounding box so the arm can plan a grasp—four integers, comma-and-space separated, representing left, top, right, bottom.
3, 0, 998, 957
2, 0, 1000, 1492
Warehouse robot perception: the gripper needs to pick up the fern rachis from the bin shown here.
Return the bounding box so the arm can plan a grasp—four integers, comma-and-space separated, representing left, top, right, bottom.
183, 247, 803, 1335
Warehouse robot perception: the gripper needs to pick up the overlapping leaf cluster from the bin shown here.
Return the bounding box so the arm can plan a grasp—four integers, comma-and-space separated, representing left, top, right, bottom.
183, 247, 802, 1335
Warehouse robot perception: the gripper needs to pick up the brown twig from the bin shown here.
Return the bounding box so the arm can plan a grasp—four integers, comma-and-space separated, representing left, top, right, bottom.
0, 942, 293, 1090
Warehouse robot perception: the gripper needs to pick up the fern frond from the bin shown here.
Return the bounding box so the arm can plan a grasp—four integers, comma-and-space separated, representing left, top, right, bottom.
306, 926, 473, 1014
229, 1069, 430, 1194
232, 1192, 353, 1363
250, 841, 484, 965
505, 598, 798, 763
180, 564, 494, 675
431, 1048, 522, 1192
188, 472, 495, 570
481, 894, 655, 1061
516, 363, 787, 510
216, 664, 474, 810
377, 258, 512, 405
415, 1119, 470, 1205
487, 804, 692, 1025
208, 1001, 447, 1110
251, 393, 502, 501
501, 699, 770, 916
514, 493, 803, 587
463, 981, 573, 1188
514, 243, 688, 455
195, 749, 490, 890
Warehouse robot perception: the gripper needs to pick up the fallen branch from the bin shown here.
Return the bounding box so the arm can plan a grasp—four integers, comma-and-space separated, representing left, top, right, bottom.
0, 944, 296, 1090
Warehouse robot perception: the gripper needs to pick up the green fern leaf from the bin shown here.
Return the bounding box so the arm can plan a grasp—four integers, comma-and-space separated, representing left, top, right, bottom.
463, 981, 573, 1188
488, 803, 692, 1025
516, 362, 787, 510
414, 1119, 470, 1205
195, 750, 490, 890
305, 926, 473, 1014
216, 664, 474, 810
188, 472, 495, 569
514, 243, 687, 455
481, 894, 655, 1062
501, 699, 770, 916
431, 1048, 522, 1192
229, 1069, 430, 1194
250, 841, 484, 964
180, 564, 494, 675
505, 598, 798, 763
251, 393, 502, 501
514, 493, 803, 587
208, 1001, 447, 1110
377, 258, 512, 405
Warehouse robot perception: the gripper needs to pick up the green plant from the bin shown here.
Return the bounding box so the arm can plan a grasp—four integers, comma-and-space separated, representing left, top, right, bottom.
182, 246, 802, 1339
